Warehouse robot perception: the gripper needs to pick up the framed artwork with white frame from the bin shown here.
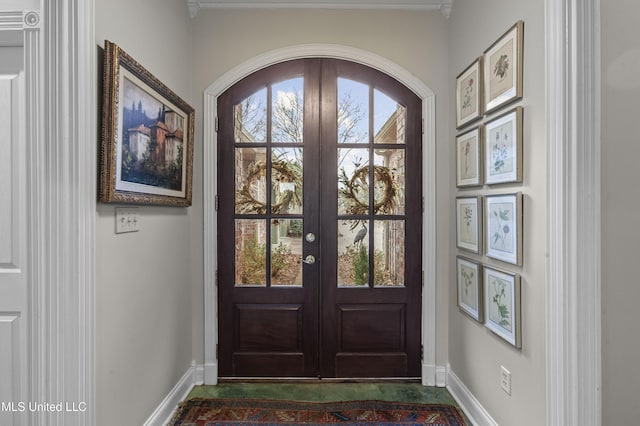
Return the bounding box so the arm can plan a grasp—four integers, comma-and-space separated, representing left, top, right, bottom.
456, 126, 483, 187
484, 107, 523, 185
456, 196, 482, 254
456, 57, 483, 129
457, 256, 483, 322
484, 265, 521, 348
484, 20, 524, 114
485, 192, 523, 265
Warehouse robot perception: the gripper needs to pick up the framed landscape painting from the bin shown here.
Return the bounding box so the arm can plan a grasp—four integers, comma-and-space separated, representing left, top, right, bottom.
457, 256, 483, 322
484, 21, 524, 114
456, 196, 482, 254
484, 107, 523, 185
485, 192, 523, 265
484, 266, 521, 348
456, 126, 482, 187
456, 57, 483, 128
99, 41, 195, 206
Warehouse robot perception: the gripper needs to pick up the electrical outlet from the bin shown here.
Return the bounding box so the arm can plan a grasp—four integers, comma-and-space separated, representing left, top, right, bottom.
500, 365, 512, 395
115, 207, 140, 234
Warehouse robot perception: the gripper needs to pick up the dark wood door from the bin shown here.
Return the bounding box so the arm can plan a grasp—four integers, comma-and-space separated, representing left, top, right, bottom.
217, 58, 422, 378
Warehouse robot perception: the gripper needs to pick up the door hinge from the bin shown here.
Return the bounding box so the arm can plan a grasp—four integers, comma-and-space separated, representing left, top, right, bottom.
420, 344, 424, 361
421, 271, 424, 288
422, 196, 425, 213
215, 116, 219, 132
215, 194, 219, 211
216, 344, 219, 359
421, 118, 424, 135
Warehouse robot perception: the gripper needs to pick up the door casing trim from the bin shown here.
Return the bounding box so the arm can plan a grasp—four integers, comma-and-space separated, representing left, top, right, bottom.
203, 43, 437, 385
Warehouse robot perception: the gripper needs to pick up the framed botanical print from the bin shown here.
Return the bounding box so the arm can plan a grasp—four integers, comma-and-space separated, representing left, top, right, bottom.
484, 266, 521, 348
485, 192, 523, 265
456, 196, 482, 254
99, 41, 195, 206
484, 21, 524, 114
456, 57, 483, 128
484, 107, 523, 185
456, 126, 483, 187
457, 256, 483, 322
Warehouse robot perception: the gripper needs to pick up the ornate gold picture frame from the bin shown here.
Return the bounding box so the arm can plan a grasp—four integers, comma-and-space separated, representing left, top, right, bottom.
99, 41, 194, 206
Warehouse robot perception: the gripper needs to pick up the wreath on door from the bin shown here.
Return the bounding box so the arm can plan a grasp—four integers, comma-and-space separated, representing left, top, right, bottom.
338, 165, 398, 225
235, 160, 302, 214
235, 161, 398, 219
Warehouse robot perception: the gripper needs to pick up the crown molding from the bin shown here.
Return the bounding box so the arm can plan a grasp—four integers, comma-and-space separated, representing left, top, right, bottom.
187, 0, 453, 18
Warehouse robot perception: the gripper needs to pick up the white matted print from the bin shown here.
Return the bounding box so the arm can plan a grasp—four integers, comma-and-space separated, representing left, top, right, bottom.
456, 57, 483, 128
485, 192, 522, 265
484, 266, 521, 348
456, 127, 482, 187
456, 196, 482, 254
484, 21, 524, 114
457, 256, 483, 322
484, 107, 523, 185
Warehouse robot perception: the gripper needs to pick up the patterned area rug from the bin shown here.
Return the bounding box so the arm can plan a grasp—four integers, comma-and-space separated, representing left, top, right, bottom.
169, 398, 468, 425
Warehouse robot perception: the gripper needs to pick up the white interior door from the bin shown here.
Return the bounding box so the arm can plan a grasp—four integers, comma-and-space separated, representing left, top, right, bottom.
0, 44, 28, 425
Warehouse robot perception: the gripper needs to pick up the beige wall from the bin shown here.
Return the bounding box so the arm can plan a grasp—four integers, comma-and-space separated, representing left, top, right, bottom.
448, 1, 546, 425
602, 1, 640, 423
190, 8, 452, 369
94, 1, 196, 425
91, 2, 640, 424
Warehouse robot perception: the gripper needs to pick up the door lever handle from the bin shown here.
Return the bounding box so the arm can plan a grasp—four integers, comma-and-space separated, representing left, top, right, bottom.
302, 255, 316, 265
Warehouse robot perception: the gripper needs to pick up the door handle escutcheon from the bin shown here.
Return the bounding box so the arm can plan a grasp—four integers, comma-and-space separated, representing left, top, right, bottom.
302, 255, 316, 265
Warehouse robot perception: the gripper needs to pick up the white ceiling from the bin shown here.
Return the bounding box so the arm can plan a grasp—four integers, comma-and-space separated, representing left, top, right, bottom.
187, 0, 454, 18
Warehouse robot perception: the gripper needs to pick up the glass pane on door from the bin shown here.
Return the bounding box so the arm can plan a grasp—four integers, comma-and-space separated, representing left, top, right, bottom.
373, 220, 405, 287
337, 220, 370, 287
270, 219, 303, 287
374, 89, 406, 145
272, 147, 303, 214
337, 78, 368, 144
272, 77, 304, 143
235, 147, 267, 214
235, 219, 267, 286
373, 149, 405, 215
234, 87, 267, 143
338, 148, 369, 215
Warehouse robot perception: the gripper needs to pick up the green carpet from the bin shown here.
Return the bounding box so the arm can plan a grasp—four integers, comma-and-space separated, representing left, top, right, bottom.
184, 383, 470, 423
188, 383, 458, 405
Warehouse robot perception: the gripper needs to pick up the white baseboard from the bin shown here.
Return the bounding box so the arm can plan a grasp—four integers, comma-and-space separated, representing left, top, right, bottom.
435, 365, 447, 387
144, 361, 201, 426
421, 363, 447, 387
446, 365, 497, 426
204, 362, 218, 385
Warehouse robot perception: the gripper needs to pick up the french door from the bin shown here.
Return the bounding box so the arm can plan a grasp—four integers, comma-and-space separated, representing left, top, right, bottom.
217, 58, 422, 378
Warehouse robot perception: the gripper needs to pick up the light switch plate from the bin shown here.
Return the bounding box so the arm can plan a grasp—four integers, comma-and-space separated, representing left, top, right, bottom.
115, 207, 140, 234
501, 365, 512, 395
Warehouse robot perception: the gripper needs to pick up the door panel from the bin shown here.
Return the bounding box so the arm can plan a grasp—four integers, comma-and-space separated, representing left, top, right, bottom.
0, 46, 28, 425
218, 60, 320, 377
218, 58, 421, 378
319, 60, 422, 378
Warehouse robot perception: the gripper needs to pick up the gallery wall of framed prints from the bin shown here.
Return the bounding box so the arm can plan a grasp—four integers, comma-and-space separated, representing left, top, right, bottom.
453, 20, 525, 349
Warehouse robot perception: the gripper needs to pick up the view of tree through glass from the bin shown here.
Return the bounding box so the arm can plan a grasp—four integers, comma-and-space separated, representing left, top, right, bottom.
232, 76, 406, 287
